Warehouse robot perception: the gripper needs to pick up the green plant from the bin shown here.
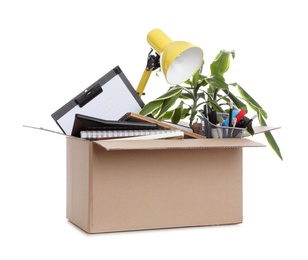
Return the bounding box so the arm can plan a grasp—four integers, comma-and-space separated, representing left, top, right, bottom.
139, 49, 283, 160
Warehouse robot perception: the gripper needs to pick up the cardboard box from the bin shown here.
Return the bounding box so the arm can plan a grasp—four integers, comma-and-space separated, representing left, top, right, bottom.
65, 136, 264, 233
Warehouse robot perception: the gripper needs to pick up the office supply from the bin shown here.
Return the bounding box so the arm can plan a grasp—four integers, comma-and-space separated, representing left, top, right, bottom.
136, 28, 203, 96
201, 104, 211, 137
106, 131, 184, 141
80, 129, 182, 140
201, 114, 245, 139
222, 110, 239, 126
71, 114, 159, 137
244, 114, 257, 127
51, 66, 144, 135
209, 109, 218, 124
228, 103, 233, 127
211, 123, 223, 138
235, 119, 246, 128
235, 109, 246, 123
120, 112, 206, 139
203, 104, 210, 118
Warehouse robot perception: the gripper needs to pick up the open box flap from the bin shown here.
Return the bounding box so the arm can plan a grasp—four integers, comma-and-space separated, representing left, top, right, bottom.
93, 138, 265, 151
24, 125, 280, 138
242, 126, 281, 137
23, 125, 65, 136
23, 125, 276, 151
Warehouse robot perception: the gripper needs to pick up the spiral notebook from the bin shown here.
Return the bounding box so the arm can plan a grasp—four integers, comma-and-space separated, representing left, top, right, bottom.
80, 129, 183, 140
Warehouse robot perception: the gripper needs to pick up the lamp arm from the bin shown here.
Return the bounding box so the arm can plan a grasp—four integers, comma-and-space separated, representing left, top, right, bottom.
136, 49, 160, 96
136, 69, 152, 96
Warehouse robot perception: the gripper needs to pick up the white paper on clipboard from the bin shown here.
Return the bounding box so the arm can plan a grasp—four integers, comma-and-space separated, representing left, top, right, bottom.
51, 66, 144, 135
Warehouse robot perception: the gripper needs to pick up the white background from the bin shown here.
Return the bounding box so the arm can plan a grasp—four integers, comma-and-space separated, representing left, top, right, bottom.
1, 0, 307, 259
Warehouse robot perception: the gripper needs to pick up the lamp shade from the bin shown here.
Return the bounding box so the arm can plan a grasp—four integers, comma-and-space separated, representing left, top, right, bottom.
147, 29, 203, 85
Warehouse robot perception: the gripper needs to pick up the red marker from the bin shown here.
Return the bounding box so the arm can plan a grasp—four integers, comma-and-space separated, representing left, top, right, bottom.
235, 109, 246, 123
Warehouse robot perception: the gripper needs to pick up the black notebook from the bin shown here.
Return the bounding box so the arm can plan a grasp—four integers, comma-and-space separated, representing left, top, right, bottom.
71, 114, 158, 137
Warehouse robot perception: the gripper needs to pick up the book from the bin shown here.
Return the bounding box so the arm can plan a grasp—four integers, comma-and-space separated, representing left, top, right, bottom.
71, 113, 158, 137
119, 112, 206, 139
80, 129, 183, 140
107, 131, 184, 141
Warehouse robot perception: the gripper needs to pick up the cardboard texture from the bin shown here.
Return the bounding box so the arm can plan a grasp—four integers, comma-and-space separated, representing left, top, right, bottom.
66, 137, 264, 233
24, 119, 272, 233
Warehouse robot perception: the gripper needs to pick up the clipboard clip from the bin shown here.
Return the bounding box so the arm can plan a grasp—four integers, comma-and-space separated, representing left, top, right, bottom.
75, 83, 103, 107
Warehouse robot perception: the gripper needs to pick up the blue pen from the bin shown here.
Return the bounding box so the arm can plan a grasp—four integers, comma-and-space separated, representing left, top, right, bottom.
222, 110, 239, 126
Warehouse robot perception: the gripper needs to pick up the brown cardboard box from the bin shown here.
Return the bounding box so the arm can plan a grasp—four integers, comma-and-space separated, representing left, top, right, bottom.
66, 137, 264, 233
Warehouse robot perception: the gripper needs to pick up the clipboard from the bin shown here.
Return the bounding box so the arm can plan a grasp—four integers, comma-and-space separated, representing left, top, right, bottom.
51, 66, 144, 135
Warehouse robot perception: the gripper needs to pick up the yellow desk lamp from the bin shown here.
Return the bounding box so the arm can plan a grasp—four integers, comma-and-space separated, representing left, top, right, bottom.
136, 29, 204, 96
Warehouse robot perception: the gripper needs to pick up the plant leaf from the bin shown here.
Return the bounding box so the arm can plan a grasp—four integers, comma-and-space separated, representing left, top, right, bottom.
206, 75, 229, 90
180, 91, 194, 100
139, 100, 164, 116
207, 99, 226, 113
246, 122, 255, 136
155, 86, 183, 101
259, 114, 283, 160
161, 110, 174, 120
223, 89, 248, 111
192, 67, 201, 87
236, 84, 268, 118
171, 101, 184, 124
210, 50, 233, 77
182, 108, 191, 118
157, 90, 182, 120
139, 86, 183, 116
197, 92, 206, 100
151, 106, 161, 117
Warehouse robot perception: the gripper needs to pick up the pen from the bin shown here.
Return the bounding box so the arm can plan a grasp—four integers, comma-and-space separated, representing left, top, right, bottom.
222, 109, 239, 126
232, 117, 237, 127
203, 104, 209, 118
235, 119, 246, 128
228, 102, 233, 127
235, 109, 246, 123
202, 104, 211, 137
209, 109, 218, 124
244, 114, 257, 127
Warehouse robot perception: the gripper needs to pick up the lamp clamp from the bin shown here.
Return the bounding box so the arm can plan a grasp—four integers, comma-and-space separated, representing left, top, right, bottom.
146, 49, 160, 71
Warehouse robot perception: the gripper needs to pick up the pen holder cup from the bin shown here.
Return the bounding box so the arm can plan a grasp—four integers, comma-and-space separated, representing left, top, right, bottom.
200, 116, 246, 138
